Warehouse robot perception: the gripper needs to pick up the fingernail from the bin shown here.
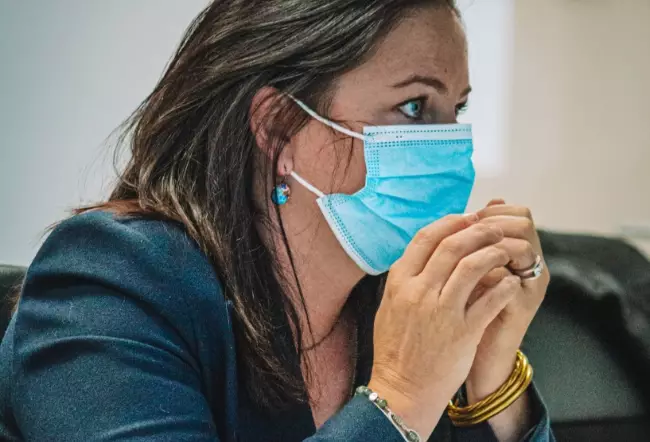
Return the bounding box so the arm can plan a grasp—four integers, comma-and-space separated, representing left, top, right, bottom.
463, 212, 479, 222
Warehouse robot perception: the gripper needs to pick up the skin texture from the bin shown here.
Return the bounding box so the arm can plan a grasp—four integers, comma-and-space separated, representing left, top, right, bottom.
251, 5, 550, 441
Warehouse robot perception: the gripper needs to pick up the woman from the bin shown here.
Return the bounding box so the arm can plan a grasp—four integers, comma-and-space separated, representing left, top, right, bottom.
0, 1, 554, 441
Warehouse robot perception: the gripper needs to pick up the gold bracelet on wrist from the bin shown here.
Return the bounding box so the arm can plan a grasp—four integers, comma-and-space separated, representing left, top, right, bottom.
447, 350, 534, 427
452, 362, 533, 425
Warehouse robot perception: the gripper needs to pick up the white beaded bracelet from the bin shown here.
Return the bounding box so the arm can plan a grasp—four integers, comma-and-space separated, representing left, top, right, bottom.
355, 386, 421, 442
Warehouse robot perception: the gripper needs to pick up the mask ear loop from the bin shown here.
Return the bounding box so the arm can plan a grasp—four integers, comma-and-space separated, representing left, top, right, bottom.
290, 171, 325, 198
286, 95, 366, 198
288, 95, 366, 141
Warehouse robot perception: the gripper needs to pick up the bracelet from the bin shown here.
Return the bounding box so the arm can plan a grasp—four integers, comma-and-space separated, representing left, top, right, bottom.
447, 350, 534, 427
355, 385, 422, 442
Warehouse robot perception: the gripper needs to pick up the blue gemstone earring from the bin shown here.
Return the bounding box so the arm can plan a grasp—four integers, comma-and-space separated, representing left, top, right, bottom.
271, 182, 291, 205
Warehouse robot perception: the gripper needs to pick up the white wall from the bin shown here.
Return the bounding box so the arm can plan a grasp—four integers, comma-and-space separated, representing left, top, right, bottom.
1, 0, 649, 265
459, 0, 514, 178
467, 0, 650, 256
0, 0, 209, 265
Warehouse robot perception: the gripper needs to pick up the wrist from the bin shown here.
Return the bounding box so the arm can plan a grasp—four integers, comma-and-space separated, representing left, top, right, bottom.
466, 352, 517, 402
367, 378, 443, 440
483, 391, 533, 442
451, 349, 534, 439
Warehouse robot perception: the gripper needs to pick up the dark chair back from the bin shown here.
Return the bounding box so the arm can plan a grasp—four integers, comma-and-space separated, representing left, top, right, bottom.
526, 301, 650, 441
526, 231, 650, 441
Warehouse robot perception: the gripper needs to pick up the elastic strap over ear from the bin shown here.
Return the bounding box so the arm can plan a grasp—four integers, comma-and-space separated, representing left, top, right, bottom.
288, 95, 366, 141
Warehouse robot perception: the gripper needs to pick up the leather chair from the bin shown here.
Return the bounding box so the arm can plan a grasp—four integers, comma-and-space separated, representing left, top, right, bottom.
525, 231, 650, 441
526, 297, 650, 440
0, 264, 25, 341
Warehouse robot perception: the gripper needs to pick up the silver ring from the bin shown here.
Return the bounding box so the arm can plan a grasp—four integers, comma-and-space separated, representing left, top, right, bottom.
513, 255, 544, 280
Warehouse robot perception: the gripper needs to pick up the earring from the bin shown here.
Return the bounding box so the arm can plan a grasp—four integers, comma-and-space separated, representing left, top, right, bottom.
271, 181, 291, 205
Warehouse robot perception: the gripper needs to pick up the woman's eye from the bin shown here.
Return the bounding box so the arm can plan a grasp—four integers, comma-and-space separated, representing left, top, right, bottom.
398, 99, 424, 120
456, 101, 469, 116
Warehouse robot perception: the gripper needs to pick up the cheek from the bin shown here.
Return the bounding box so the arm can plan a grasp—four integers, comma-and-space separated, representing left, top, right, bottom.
339, 141, 367, 194
293, 124, 367, 195
324, 137, 366, 195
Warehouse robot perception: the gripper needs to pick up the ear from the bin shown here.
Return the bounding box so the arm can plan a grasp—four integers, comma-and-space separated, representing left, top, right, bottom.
250, 86, 295, 177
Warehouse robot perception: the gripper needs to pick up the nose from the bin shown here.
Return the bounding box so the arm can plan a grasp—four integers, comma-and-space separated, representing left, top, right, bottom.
436, 108, 459, 125
431, 99, 462, 124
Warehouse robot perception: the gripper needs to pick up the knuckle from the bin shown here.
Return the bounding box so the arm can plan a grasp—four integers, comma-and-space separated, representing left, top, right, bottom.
384, 264, 404, 293
476, 223, 502, 241
385, 271, 403, 294
488, 246, 510, 263
473, 223, 494, 236
413, 226, 436, 245
522, 207, 534, 219
439, 237, 463, 256
519, 218, 535, 234
505, 275, 521, 287
523, 242, 536, 257
459, 255, 482, 274
389, 257, 404, 273
442, 213, 463, 222
411, 277, 431, 294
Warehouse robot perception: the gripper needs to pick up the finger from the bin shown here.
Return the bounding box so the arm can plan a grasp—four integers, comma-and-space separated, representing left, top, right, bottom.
493, 237, 537, 271
466, 275, 521, 332
481, 218, 550, 287
394, 214, 478, 276
486, 198, 506, 207
479, 267, 512, 288
418, 223, 504, 291
437, 245, 511, 310
479, 215, 542, 252
477, 204, 534, 221
468, 267, 512, 306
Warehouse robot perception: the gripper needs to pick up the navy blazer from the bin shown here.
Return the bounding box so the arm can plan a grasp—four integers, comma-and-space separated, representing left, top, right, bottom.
0, 211, 554, 441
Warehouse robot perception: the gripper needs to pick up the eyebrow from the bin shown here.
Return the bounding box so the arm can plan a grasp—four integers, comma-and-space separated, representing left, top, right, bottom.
392, 74, 472, 97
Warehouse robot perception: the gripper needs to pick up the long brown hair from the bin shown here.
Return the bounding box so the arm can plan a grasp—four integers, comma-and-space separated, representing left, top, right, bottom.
74, 0, 458, 412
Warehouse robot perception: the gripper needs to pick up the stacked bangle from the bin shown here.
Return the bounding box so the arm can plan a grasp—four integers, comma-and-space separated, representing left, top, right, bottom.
447, 350, 534, 427
355, 385, 422, 442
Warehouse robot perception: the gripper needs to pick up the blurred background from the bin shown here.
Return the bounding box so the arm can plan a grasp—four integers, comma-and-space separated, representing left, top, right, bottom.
1, 0, 649, 265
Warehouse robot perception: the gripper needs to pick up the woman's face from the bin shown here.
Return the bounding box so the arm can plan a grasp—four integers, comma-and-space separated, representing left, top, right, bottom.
286, 5, 470, 198
266, 5, 471, 277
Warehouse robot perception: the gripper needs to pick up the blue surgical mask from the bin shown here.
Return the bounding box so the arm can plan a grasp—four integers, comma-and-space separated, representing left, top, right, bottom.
290, 97, 475, 275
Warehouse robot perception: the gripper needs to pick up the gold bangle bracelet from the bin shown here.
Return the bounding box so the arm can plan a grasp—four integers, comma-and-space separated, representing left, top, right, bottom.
450, 364, 533, 425
448, 351, 527, 414
448, 355, 526, 414
447, 350, 534, 427
452, 376, 532, 426
453, 359, 532, 421
447, 351, 533, 425
449, 369, 532, 426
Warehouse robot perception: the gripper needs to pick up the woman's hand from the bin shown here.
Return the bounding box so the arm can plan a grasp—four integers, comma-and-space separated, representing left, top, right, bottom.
465, 199, 551, 441
368, 214, 520, 440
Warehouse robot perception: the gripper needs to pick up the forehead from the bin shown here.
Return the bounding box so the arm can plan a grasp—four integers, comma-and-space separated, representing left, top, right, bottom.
341, 6, 468, 89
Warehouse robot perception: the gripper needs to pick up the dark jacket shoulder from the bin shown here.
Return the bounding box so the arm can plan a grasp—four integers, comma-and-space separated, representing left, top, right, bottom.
21, 210, 232, 373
